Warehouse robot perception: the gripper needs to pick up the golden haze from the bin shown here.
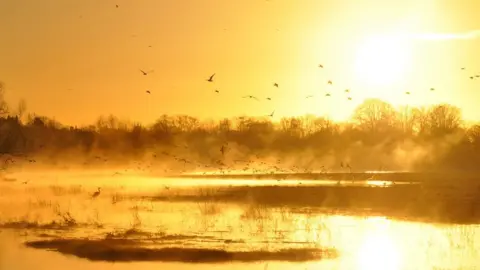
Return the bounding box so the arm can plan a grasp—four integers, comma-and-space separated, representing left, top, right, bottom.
0, 0, 480, 125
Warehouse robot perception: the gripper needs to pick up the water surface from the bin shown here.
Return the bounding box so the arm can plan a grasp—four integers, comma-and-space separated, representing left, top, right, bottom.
1, 171, 480, 270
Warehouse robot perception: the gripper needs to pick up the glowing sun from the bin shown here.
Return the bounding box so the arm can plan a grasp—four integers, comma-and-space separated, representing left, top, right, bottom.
354, 34, 412, 87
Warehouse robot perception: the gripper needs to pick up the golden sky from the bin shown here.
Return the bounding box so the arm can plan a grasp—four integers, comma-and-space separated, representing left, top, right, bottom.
1, 0, 480, 125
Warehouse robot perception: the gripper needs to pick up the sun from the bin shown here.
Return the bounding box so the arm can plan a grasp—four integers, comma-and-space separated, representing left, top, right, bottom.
354, 34, 412, 87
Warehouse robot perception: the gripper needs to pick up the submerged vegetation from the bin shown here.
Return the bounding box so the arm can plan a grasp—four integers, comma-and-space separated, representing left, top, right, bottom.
25, 239, 337, 263
0, 81, 479, 172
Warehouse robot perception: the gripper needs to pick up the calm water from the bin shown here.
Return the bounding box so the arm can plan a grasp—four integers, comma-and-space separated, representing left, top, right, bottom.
1, 170, 480, 270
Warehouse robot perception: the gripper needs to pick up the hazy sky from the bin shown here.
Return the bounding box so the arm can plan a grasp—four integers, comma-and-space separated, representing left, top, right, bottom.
1, 0, 480, 125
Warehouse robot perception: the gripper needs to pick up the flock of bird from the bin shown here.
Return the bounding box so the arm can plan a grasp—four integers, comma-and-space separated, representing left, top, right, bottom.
202, 69, 351, 118
0, 142, 359, 199
7, 3, 480, 199
198, 64, 480, 118
101, 4, 480, 119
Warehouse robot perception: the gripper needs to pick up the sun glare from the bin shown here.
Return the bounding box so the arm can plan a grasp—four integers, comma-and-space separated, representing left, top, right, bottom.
354, 35, 412, 88
356, 217, 402, 270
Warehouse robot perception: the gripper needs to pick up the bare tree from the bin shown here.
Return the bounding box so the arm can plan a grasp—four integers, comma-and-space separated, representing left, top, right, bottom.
17, 99, 27, 120
217, 118, 232, 134
352, 98, 398, 133
280, 117, 304, 137
175, 115, 199, 132
409, 106, 430, 135
467, 125, 480, 145
0, 82, 9, 116
426, 104, 462, 135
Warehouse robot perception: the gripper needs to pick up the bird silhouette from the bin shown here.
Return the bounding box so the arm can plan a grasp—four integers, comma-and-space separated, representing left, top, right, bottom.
347, 97, 352, 100
325, 93, 331, 97
220, 145, 227, 156
267, 110, 275, 117
139, 69, 153, 76
146, 90, 151, 94
318, 64, 324, 68
91, 187, 101, 199
214, 89, 220, 93
327, 80, 332, 85
305, 95, 314, 99
266, 97, 272, 100
207, 73, 215, 82
273, 83, 279, 88
405, 91, 411, 95
243, 95, 259, 101
345, 89, 350, 93
116, 4, 119, 8
430, 88, 435, 91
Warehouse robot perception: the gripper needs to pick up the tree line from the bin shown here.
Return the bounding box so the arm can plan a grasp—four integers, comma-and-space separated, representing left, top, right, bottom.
1, 82, 479, 172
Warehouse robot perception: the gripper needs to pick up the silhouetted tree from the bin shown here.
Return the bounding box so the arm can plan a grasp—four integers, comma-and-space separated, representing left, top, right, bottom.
0, 80, 478, 172
352, 98, 398, 133
0, 82, 9, 116
426, 104, 462, 136
175, 115, 199, 132
16, 99, 27, 121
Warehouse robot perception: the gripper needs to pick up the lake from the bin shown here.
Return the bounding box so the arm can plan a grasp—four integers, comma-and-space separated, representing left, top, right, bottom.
1, 170, 480, 270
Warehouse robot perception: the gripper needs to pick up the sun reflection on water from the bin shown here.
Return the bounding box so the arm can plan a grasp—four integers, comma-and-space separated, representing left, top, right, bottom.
356, 217, 402, 270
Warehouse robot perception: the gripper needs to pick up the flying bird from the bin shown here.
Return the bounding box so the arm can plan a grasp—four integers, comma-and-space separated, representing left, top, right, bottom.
214, 89, 220, 93
305, 95, 314, 99
207, 73, 215, 82
243, 95, 259, 101
318, 64, 323, 68
325, 93, 331, 97
345, 89, 350, 93
116, 4, 119, 8
266, 97, 272, 100
273, 83, 279, 88
405, 91, 411, 95
430, 88, 435, 91
139, 69, 153, 76
327, 80, 332, 85
267, 110, 275, 117
347, 97, 352, 100
146, 90, 151, 94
